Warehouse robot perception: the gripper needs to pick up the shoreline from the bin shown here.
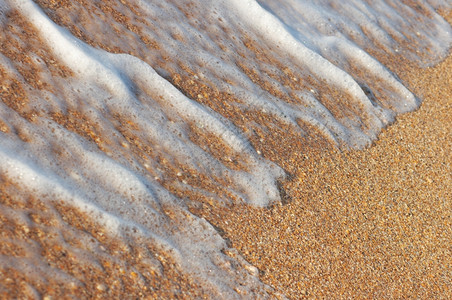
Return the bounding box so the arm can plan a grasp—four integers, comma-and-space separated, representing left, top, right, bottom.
0, 4, 451, 299
205, 40, 452, 298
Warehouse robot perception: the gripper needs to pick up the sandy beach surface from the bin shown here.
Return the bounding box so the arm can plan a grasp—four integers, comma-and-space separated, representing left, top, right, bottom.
0, 2, 451, 299
203, 21, 452, 299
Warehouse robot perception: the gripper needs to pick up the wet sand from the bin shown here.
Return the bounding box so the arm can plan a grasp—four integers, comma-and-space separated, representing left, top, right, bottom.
205, 26, 452, 299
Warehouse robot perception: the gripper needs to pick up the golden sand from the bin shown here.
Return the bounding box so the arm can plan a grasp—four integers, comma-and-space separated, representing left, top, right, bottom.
204, 39, 452, 299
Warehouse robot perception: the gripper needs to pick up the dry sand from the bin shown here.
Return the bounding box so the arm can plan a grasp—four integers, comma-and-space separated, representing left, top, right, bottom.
204, 28, 452, 300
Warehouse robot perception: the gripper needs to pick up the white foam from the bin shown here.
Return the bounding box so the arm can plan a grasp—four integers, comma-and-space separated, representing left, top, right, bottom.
2, 0, 287, 296
223, 0, 450, 146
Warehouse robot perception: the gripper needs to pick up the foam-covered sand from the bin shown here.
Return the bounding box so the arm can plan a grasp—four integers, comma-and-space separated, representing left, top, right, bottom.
0, 0, 451, 298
